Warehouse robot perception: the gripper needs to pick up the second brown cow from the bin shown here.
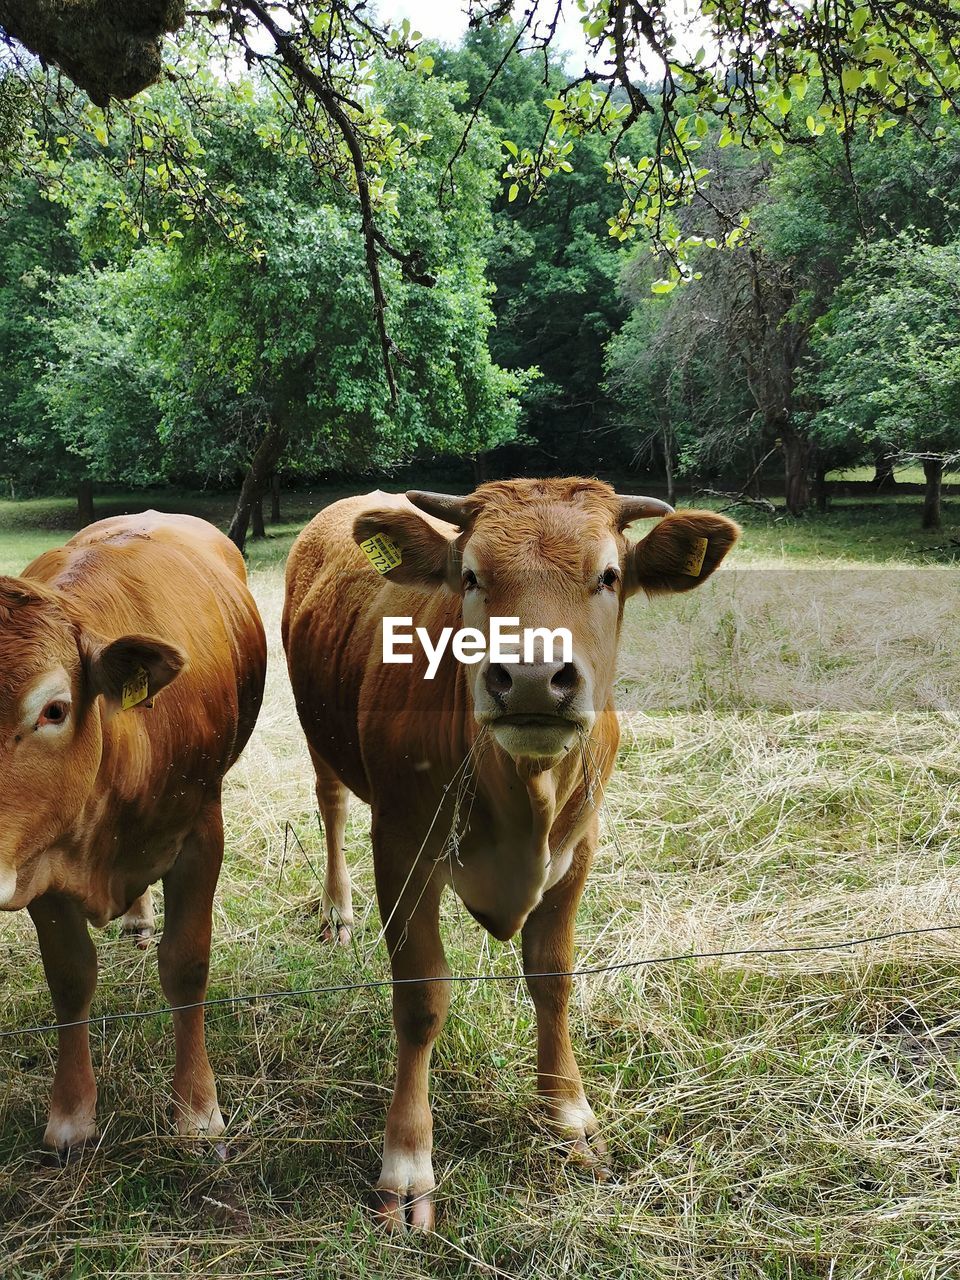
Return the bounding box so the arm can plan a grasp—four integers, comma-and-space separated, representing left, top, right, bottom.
0, 512, 266, 1154
283, 478, 738, 1229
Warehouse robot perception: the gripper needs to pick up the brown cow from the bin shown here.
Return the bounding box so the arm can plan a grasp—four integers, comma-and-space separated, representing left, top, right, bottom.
0, 512, 266, 1153
282, 478, 738, 1229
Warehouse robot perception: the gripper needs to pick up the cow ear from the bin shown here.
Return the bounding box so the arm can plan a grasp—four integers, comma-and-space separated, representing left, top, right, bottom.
81, 633, 188, 714
624, 511, 740, 598
353, 509, 460, 590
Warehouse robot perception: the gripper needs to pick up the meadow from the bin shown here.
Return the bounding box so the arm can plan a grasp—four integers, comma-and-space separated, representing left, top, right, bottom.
1, 487, 959, 1279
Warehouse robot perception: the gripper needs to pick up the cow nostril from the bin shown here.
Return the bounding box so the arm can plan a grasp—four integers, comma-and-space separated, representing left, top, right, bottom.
551, 663, 579, 692
486, 663, 512, 696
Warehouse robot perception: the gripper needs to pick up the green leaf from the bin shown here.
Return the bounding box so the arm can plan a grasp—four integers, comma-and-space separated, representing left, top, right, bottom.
841, 67, 864, 93
508, 183, 519, 202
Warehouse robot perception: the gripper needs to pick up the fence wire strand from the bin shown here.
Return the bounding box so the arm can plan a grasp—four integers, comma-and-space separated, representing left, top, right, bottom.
2, 920, 959, 1042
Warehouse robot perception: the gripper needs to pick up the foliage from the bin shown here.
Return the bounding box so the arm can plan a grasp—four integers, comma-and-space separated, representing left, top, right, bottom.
437, 26, 656, 469
3, 68, 527, 511
806, 233, 960, 461
0, 182, 78, 496
607, 114, 960, 511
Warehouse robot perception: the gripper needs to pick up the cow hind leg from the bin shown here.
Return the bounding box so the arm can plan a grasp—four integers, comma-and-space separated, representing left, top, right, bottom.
29, 894, 99, 1154
158, 802, 225, 1142
521, 836, 607, 1174
311, 750, 353, 945
121, 888, 156, 949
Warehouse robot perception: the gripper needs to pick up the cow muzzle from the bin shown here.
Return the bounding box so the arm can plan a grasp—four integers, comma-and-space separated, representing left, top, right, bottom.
479, 659, 593, 758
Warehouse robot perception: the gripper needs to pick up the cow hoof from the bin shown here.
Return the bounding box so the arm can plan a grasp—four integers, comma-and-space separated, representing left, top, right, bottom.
42, 1113, 97, 1161
320, 918, 352, 947
122, 923, 154, 950
368, 1187, 435, 1231
40, 1127, 96, 1166
174, 1103, 226, 1143
568, 1130, 610, 1179
39, 1142, 84, 1168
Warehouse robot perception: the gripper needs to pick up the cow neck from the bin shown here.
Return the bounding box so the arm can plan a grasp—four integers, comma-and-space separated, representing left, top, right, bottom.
472, 720, 594, 862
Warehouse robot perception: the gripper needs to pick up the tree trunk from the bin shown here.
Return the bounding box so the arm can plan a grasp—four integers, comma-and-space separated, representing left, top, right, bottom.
251, 492, 266, 540
922, 457, 943, 530
782, 433, 812, 516
871, 451, 897, 490
270, 473, 281, 524
813, 459, 829, 513
77, 478, 95, 528
472, 452, 488, 485
227, 423, 287, 552
661, 422, 676, 508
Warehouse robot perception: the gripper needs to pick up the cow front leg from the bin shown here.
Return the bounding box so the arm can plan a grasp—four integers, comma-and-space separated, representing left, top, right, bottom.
158, 802, 224, 1139
371, 824, 449, 1231
521, 835, 606, 1171
29, 894, 99, 1154
121, 888, 155, 949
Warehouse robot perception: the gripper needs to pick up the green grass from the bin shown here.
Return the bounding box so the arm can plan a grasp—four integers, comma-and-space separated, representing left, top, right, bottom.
2, 487, 960, 1277
826, 464, 960, 486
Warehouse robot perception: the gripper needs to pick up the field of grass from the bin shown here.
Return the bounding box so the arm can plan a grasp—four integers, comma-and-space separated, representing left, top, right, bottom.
1, 487, 960, 1278
826, 465, 960, 486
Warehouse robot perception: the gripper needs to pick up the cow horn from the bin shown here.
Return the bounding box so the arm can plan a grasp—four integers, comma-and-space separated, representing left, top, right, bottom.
405, 491, 471, 527
617, 494, 674, 526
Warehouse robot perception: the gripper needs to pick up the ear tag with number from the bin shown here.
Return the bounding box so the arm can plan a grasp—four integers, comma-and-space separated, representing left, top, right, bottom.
360, 532, 403, 575
121, 667, 150, 710
680, 536, 709, 578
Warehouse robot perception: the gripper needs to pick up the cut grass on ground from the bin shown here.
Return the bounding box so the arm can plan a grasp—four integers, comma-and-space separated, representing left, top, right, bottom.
0, 490, 959, 1278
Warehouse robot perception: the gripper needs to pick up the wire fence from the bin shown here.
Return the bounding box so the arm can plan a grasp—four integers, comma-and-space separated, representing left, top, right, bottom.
2, 920, 959, 1042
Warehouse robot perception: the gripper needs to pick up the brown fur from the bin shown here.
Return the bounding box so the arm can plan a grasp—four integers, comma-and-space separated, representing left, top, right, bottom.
0, 510, 266, 1152
283, 478, 739, 1228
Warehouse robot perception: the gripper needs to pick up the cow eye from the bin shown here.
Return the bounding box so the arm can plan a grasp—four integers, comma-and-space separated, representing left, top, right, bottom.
599, 567, 620, 592
38, 700, 70, 728
462, 569, 479, 592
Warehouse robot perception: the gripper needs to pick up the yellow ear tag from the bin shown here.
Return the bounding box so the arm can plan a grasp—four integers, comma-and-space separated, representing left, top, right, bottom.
121, 667, 150, 710
360, 532, 403, 575
680, 536, 709, 577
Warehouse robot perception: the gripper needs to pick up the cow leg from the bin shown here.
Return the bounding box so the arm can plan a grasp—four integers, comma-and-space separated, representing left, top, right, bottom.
121, 888, 155, 949
158, 802, 224, 1139
370, 828, 449, 1231
29, 894, 99, 1153
310, 749, 353, 945
521, 836, 606, 1170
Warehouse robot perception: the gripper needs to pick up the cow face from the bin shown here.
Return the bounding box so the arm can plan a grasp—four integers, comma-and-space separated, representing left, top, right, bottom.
354, 480, 739, 763
0, 577, 185, 909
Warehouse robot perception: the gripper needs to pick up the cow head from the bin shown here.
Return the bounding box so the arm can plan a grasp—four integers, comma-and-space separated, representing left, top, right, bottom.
0, 577, 185, 909
353, 479, 738, 763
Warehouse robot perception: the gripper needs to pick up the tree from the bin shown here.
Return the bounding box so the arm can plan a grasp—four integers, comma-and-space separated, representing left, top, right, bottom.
806, 233, 960, 528
605, 279, 754, 503
437, 25, 656, 471
38, 258, 167, 511
31, 69, 528, 547
608, 111, 960, 513
6, 0, 960, 388
0, 180, 89, 510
